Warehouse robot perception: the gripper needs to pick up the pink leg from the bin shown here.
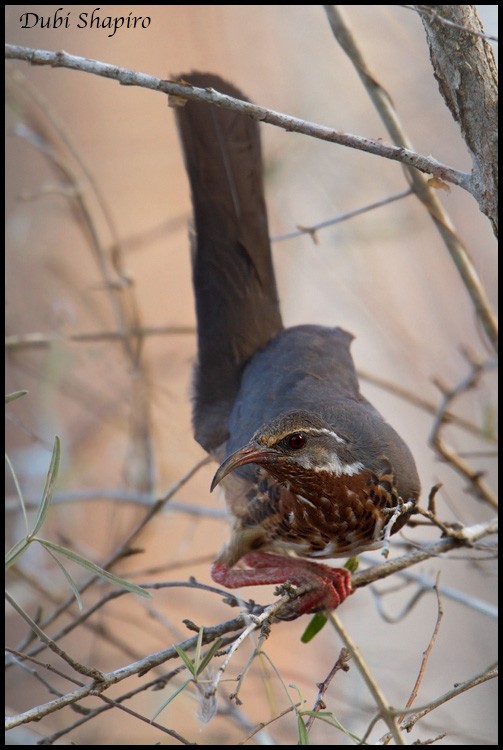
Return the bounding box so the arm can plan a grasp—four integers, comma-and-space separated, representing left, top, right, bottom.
211, 551, 353, 620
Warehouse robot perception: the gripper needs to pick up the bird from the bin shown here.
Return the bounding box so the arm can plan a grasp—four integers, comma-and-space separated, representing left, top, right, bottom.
174, 73, 421, 620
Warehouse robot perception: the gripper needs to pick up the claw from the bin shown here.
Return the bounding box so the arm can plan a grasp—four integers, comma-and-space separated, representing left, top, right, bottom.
211, 552, 353, 621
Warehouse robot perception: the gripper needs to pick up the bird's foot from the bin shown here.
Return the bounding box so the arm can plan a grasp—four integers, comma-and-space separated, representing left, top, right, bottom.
211, 551, 353, 621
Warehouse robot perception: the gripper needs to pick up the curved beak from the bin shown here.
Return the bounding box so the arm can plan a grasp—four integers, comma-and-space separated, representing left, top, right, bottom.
210, 440, 280, 492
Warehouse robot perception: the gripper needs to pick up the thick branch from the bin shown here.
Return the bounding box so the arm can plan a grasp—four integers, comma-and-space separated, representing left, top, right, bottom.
418, 5, 498, 235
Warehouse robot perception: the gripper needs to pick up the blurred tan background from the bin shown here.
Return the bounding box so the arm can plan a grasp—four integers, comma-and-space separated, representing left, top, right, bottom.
6, 5, 497, 745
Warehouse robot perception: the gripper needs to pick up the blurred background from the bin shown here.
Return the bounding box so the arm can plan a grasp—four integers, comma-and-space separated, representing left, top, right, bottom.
5, 5, 497, 745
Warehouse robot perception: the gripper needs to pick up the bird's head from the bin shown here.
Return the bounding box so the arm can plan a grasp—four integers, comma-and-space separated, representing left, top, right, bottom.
211, 410, 364, 491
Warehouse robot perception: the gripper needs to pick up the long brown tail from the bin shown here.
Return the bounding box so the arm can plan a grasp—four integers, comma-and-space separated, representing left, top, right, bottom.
175, 73, 283, 453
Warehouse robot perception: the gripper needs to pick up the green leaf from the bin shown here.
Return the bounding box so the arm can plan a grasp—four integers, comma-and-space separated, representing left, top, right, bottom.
151, 679, 191, 722
173, 644, 196, 676
300, 612, 327, 643
297, 714, 310, 745
44, 545, 84, 610
32, 436, 61, 537
194, 626, 204, 673
300, 709, 363, 742
301, 711, 334, 718
196, 637, 224, 676
5, 390, 28, 403
5, 451, 28, 533
34, 538, 151, 599
344, 556, 359, 573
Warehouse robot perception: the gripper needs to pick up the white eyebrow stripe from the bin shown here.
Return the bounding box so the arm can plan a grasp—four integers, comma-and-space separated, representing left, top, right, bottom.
302, 427, 347, 444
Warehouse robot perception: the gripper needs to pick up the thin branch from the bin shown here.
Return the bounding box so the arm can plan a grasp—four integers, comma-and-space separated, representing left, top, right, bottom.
351, 517, 498, 590
429, 355, 498, 508
238, 702, 301, 744
5, 44, 471, 190
365, 562, 498, 621
34, 665, 187, 744
5, 646, 84, 688
6, 649, 193, 744
8, 515, 497, 684
94, 694, 196, 745
377, 663, 499, 743
7, 67, 158, 496
400, 664, 498, 732
5, 591, 104, 682
5, 519, 497, 732
6, 490, 226, 518
6, 458, 212, 667
304, 648, 351, 731
323, 5, 497, 355
206, 593, 296, 698
328, 611, 405, 744
387, 574, 444, 741
7, 73, 141, 367
371, 578, 430, 624
357, 368, 496, 443
400, 5, 498, 42
5, 614, 248, 731
7, 37, 497, 352
6, 335, 496, 452
7, 333, 494, 447
271, 188, 413, 243
5, 326, 195, 350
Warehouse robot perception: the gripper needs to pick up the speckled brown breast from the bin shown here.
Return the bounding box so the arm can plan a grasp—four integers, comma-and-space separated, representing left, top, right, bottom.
240, 458, 407, 558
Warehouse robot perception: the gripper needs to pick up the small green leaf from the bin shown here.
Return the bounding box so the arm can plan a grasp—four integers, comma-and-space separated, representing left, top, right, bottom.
196, 637, 224, 676
32, 436, 61, 537
173, 644, 196, 676
194, 626, 204, 673
297, 714, 310, 745
300, 612, 327, 643
344, 556, 359, 573
5, 390, 29, 403
301, 710, 334, 718
5, 451, 28, 532
44, 545, 84, 610
300, 709, 363, 741
151, 679, 191, 722
34, 538, 151, 598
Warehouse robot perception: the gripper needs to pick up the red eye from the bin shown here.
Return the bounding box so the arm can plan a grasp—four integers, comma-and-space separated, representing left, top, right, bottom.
287, 433, 306, 450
